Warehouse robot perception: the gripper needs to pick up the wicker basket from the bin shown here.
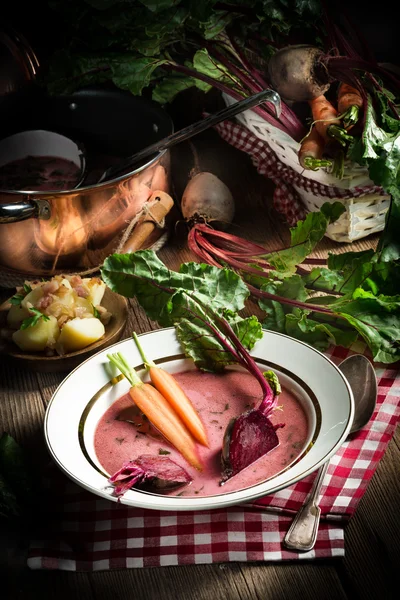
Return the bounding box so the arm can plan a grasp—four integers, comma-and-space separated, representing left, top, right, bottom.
222, 93, 390, 243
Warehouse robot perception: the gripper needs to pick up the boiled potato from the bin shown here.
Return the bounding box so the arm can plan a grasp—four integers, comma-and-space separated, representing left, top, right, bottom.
60, 278, 72, 290
21, 287, 44, 310
12, 315, 60, 352
8, 275, 110, 355
83, 279, 106, 307
7, 304, 31, 329
56, 317, 105, 354
75, 297, 95, 316
52, 286, 76, 309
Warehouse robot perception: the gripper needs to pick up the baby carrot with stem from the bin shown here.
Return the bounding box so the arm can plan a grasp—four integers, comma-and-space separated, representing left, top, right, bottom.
132, 332, 209, 447
298, 126, 332, 171
308, 94, 353, 147
107, 351, 203, 471
337, 82, 364, 130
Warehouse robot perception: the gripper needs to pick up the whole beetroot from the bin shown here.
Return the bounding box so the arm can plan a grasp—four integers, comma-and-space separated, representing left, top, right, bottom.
267, 45, 331, 102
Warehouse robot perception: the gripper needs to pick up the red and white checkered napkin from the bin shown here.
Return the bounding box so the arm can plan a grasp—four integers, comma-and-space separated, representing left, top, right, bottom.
213, 120, 386, 225
27, 344, 400, 571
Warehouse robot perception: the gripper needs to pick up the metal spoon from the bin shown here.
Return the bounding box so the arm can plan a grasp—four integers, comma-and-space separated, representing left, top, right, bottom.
283, 354, 377, 552
98, 88, 281, 183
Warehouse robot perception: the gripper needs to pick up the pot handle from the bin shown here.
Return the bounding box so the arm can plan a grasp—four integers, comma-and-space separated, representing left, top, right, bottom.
120, 191, 175, 253
0, 198, 51, 224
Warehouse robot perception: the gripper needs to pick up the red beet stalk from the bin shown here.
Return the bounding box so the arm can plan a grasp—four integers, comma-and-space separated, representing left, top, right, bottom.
188, 224, 333, 315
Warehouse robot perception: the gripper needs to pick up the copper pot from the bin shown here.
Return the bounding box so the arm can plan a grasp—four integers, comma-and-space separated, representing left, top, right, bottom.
0, 86, 173, 279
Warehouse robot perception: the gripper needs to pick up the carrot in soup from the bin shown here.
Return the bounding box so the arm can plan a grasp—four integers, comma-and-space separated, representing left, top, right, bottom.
107, 352, 202, 471
133, 332, 209, 447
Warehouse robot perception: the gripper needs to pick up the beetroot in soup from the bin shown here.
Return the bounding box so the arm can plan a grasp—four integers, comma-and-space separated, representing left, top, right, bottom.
94, 369, 310, 497
0, 155, 82, 191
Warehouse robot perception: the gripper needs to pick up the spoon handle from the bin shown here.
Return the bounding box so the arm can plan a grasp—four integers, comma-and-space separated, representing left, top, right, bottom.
100, 89, 281, 182
283, 461, 330, 552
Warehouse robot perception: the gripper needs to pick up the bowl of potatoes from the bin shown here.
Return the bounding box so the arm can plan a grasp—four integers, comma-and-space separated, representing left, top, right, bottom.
0, 274, 128, 372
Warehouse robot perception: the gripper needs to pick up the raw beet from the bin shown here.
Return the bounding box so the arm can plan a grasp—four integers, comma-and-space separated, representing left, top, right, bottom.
108, 454, 192, 498
221, 410, 284, 483
267, 45, 330, 102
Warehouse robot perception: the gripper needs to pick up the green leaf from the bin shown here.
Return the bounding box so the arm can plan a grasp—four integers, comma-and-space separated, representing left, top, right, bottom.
264, 202, 345, 271
176, 312, 263, 371
198, 11, 236, 40
368, 258, 400, 296
10, 283, 32, 305
145, 6, 189, 37
354, 97, 388, 160
377, 194, 400, 263
139, 0, 179, 12
110, 56, 167, 95
325, 249, 375, 295
375, 89, 400, 133
101, 250, 249, 325
264, 370, 281, 395
307, 253, 398, 298
192, 48, 241, 88
92, 304, 101, 319
101, 249, 262, 372
347, 95, 400, 262
20, 308, 50, 330
332, 292, 400, 363
256, 273, 308, 331
303, 267, 344, 294
0, 433, 34, 500
261, 299, 286, 333
10, 294, 24, 306
284, 310, 358, 351
152, 73, 198, 104
262, 273, 308, 301
129, 36, 163, 58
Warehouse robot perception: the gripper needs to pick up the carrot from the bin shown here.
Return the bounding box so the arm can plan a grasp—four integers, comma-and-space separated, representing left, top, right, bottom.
107, 352, 203, 470
308, 94, 353, 147
133, 332, 209, 447
308, 95, 341, 141
298, 127, 332, 171
337, 82, 363, 130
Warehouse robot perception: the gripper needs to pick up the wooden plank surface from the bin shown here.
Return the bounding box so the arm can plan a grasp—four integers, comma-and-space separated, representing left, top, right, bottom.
1, 130, 399, 600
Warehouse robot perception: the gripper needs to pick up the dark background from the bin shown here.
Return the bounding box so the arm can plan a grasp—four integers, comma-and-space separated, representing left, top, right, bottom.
2, 1, 399, 66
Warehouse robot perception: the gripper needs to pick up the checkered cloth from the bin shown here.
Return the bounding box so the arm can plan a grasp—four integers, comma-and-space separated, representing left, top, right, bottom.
27, 342, 400, 571
213, 120, 386, 226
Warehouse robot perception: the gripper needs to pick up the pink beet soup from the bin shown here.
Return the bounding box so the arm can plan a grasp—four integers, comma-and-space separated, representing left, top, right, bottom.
0, 155, 82, 191
94, 369, 310, 497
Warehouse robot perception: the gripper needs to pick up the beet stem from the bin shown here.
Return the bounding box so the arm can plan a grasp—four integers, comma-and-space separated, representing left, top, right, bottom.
205, 40, 263, 95
181, 294, 276, 415
188, 226, 334, 316
227, 33, 270, 90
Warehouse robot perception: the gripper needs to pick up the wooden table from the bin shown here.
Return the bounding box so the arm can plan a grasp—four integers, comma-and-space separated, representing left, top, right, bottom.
1, 130, 399, 599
